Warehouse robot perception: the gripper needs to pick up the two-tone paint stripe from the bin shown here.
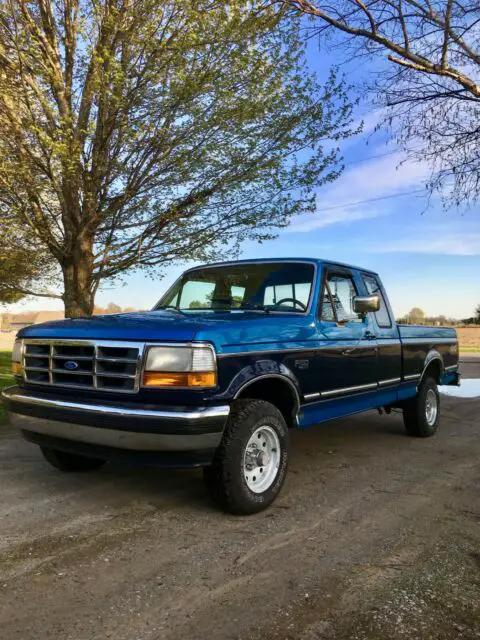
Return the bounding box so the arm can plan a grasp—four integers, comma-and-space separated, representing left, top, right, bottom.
303, 377, 404, 401
444, 364, 459, 372
217, 338, 457, 359
217, 345, 372, 358
303, 392, 321, 400
302, 364, 459, 402
217, 344, 458, 403
378, 377, 402, 386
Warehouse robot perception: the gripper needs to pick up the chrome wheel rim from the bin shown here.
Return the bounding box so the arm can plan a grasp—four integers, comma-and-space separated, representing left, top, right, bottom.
425, 389, 438, 426
244, 426, 281, 494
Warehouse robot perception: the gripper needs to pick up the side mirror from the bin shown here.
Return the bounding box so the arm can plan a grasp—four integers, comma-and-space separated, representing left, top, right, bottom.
353, 295, 380, 315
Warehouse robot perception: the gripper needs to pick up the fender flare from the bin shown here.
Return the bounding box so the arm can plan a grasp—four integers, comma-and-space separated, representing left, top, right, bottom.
223, 360, 301, 414
420, 350, 444, 384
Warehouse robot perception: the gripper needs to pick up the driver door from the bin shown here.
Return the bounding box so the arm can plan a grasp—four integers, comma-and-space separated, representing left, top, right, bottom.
315, 268, 378, 395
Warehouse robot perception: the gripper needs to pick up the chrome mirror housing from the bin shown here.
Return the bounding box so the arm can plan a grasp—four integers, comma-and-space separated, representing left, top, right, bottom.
353, 295, 380, 315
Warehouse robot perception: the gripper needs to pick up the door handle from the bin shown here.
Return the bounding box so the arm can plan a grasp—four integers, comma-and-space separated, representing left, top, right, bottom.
343, 329, 376, 355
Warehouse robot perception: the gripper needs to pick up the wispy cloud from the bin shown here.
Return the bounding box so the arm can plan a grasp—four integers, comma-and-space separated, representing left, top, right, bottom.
339, 151, 428, 194
288, 149, 430, 232
290, 206, 385, 232
373, 233, 480, 256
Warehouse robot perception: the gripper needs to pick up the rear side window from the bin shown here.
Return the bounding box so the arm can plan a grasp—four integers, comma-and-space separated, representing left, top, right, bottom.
320, 272, 362, 322
363, 274, 392, 328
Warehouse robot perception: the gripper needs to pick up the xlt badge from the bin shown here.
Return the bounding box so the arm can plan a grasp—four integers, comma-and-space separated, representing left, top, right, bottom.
294, 359, 309, 370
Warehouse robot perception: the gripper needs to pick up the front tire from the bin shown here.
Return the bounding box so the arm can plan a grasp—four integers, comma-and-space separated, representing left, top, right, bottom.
403, 376, 440, 437
40, 447, 107, 472
203, 399, 289, 515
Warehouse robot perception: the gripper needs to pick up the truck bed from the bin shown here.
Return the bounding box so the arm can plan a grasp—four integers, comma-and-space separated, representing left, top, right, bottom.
398, 324, 457, 341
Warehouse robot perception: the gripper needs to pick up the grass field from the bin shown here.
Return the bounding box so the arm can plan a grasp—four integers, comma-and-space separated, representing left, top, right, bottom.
456, 327, 480, 353
0, 351, 13, 423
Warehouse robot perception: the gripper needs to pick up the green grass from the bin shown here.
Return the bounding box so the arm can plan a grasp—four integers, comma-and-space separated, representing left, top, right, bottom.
0, 351, 13, 423
459, 346, 480, 353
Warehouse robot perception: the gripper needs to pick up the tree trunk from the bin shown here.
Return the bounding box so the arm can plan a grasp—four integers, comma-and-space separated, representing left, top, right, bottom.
61, 239, 95, 318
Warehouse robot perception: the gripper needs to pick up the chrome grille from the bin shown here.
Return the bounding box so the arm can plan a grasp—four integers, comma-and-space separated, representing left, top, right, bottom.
22, 340, 145, 393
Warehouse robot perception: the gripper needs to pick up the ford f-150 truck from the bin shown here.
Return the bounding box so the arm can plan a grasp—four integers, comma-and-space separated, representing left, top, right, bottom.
2, 258, 460, 514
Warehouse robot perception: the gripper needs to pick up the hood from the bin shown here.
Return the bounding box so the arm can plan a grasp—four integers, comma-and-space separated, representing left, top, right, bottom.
17, 310, 313, 348
18, 310, 205, 342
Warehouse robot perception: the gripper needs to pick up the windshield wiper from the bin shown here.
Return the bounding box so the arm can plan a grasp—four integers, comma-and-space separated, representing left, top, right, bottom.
156, 305, 186, 315
240, 302, 270, 314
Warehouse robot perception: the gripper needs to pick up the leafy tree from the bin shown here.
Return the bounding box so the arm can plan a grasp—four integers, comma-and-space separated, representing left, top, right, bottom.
93, 302, 135, 314
189, 300, 209, 309
408, 307, 425, 323
476, 304, 480, 321
0, 224, 56, 304
280, 1, 480, 207
106, 302, 122, 314
0, 0, 355, 317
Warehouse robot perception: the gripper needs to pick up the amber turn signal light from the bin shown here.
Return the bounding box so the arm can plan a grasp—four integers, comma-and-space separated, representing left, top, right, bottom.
143, 371, 216, 388
12, 362, 22, 375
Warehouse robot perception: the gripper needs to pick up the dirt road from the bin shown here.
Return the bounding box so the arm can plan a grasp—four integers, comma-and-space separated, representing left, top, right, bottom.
0, 363, 479, 640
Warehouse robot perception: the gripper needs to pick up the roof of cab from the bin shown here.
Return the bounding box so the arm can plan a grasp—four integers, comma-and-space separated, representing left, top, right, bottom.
187, 257, 379, 275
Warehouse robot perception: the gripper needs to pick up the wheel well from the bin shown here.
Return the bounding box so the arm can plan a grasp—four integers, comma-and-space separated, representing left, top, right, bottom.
422, 358, 443, 384
235, 377, 299, 427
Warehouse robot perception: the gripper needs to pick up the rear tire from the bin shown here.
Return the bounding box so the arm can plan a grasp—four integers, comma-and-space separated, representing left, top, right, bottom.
203, 399, 289, 515
403, 376, 440, 438
40, 447, 106, 472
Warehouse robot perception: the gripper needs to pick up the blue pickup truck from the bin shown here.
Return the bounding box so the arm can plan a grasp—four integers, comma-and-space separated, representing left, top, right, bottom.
3, 258, 460, 514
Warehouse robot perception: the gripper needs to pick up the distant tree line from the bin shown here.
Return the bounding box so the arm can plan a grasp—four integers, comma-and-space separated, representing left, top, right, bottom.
0, 303, 141, 332
461, 304, 480, 326
397, 306, 480, 326
92, 303, 140, 316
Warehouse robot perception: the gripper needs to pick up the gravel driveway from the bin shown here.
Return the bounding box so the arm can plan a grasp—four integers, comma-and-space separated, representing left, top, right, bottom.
0, 361, 479, 640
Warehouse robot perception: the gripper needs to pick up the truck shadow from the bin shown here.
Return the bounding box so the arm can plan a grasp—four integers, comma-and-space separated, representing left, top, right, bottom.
9, 401, 465, 516
81, 410, 408, 505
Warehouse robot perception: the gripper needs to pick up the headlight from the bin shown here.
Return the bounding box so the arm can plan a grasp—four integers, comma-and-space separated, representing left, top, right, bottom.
142, 344, 216, 388
12, 339, 23, 376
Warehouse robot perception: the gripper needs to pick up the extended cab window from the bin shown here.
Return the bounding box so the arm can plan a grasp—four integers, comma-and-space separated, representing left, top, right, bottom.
363, 274, 392, 328
321, 273, 361, 322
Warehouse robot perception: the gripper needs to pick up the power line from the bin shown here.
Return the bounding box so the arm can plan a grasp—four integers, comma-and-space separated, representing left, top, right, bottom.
344, 149, 400, 167
317, 189, 426, 213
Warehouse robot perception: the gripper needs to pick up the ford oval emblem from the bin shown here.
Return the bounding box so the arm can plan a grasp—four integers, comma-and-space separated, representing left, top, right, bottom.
64, 360, 79, 371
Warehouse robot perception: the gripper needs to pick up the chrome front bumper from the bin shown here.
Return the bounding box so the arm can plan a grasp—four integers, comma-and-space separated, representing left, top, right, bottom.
2, 386, 229, 454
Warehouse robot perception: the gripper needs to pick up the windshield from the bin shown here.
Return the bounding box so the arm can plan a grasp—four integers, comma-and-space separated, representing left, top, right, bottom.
156, 262, 315, 313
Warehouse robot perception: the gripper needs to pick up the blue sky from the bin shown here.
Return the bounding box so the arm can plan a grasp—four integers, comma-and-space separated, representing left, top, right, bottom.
5, 34, 480, 320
